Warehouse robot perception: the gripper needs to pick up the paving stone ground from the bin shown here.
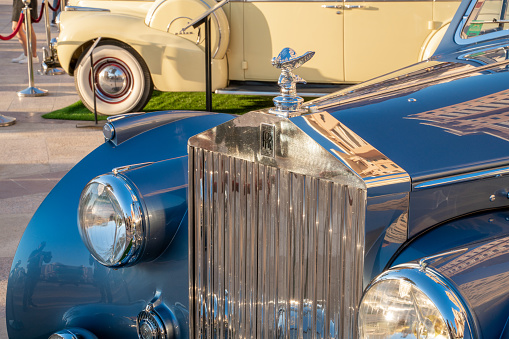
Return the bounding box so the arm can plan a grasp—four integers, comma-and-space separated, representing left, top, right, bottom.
0, 2, 104, 337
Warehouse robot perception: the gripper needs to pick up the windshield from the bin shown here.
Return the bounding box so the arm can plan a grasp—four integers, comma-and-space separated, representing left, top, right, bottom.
462, 0, 509, 38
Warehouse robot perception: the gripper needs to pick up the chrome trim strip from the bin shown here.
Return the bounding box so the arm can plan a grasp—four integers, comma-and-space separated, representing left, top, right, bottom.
361, 264, 480, 339
64, 6, 110, 11
214, 89, 327, 97
414, 166, 509, 189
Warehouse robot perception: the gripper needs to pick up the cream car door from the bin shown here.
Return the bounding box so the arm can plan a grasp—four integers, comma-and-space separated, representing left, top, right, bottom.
236, 0, 345, 83
343, 0, 433, 82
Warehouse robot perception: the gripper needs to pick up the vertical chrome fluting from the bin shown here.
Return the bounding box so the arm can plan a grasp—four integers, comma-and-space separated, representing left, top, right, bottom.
190, 147, 366, 339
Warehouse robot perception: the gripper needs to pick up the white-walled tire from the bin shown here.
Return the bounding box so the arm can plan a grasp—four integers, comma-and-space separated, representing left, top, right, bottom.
75, 40, 153, 116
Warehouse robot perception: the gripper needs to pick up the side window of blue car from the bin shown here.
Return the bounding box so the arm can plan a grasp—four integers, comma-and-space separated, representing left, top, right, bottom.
462, 0, 509, 38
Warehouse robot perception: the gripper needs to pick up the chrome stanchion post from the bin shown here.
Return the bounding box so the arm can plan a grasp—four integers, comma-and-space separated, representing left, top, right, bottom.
18, 0, 48, 97
40, 0, 64, 75
0, 115, 16, 127
43, 0, 50, 48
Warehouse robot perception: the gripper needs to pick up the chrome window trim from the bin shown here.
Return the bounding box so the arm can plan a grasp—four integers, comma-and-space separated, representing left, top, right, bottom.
64, 6, 110, 11
454, 0, 509, 45
362, 264, 480, 339
414, 166, 509, 189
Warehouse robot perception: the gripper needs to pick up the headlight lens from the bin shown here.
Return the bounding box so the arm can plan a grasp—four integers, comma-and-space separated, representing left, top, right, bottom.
359, 278, 447, 338
359, 265, 477, 339
78, 174, 144, 267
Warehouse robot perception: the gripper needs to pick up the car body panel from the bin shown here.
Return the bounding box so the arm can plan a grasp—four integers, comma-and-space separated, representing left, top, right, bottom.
306, 44, 509, 182
57, 12, 228, 91
6, 113, 234, 339
54, 0, 460, 96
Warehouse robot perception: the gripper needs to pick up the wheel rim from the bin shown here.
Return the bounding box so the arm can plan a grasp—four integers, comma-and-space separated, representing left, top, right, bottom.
91, 57, 133, 104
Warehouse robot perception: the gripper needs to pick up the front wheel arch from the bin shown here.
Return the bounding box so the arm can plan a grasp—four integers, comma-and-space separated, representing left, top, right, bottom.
418, 23, 451, 61
74, 39, 154, 115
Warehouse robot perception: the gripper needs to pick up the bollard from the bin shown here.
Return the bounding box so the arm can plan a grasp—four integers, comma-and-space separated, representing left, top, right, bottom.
40, 0, 64, 75
18, 0, 48, 97
0, 115, 16, 127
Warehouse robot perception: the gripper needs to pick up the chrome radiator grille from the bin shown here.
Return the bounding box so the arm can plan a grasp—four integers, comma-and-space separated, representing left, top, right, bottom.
189, 146, 366, 338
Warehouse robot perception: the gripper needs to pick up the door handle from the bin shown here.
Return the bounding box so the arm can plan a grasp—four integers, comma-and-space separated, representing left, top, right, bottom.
344, 4, 364, 9
321, 4, 342, 9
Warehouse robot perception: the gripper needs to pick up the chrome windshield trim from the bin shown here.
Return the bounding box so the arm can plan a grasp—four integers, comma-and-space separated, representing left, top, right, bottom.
414, 166, 509, 189
454, 0, 509, 45
65, 6, 110, 11
363, 264, 480, 339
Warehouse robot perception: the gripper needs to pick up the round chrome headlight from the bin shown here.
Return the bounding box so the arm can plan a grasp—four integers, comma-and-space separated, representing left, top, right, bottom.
78, 173, 145, 267
358, 264, 477, 339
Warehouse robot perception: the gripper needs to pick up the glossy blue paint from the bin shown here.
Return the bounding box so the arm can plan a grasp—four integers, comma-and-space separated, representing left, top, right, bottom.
10, 0, 509, 335
323, 66, 509, 182
6, 112, 234, 339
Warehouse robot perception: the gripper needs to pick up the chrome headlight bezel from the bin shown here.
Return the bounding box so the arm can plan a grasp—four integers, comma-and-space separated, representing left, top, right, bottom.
358, 264, 479, 339
78, 173, 146, 267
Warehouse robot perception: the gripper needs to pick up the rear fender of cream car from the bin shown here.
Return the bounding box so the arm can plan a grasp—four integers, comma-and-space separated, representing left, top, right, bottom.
57, 11, 228, 92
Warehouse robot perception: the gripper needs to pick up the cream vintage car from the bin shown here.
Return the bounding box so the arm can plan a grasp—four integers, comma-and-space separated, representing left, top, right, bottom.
49, 0, 460, 114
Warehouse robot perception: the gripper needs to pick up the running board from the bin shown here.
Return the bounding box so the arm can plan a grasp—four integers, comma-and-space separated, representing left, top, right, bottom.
215, 81, 352, 97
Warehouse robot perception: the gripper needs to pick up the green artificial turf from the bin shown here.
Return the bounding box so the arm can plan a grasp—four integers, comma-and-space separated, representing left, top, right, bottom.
42, 91, 277, 121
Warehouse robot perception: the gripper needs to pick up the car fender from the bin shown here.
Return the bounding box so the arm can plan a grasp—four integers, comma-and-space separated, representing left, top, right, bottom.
57, 12, 228, 92
418, 22, 451, 61
6, 112, 234, 339
389, 208, 509, 339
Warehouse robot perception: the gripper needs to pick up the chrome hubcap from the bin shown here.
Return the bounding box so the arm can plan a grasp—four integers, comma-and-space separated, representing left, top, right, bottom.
97, 65, 128, 96
91, 58, 133, 104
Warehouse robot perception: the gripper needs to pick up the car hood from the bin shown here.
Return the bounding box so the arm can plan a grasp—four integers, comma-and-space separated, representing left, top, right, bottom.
303, 41, 509, 184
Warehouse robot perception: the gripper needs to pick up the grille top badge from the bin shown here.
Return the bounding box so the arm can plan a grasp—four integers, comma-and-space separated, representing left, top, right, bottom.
269, 47, 315, 118
260, 123, 275, 158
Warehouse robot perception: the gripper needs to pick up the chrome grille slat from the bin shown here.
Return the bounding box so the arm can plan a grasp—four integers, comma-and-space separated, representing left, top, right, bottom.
190, 147, 365, 339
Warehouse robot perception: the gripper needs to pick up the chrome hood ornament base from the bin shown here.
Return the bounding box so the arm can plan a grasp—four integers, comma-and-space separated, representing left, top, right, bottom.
269, 47, 315, 117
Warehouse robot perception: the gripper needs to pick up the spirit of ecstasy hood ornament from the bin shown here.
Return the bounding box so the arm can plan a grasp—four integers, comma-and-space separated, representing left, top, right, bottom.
269, 47, 315, 117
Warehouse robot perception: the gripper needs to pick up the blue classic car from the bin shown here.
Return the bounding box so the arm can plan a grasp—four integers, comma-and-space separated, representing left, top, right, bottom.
6, 0, 509, 337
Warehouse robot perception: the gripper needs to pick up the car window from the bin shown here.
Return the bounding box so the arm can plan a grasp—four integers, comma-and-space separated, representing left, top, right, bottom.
462, 0, 509, 38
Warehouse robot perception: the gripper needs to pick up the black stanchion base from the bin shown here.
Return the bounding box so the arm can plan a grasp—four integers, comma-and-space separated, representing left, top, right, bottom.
76, 120, 106, 129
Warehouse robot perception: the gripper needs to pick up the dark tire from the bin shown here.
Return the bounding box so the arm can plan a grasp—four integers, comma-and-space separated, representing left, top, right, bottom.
74, 40, 154, 115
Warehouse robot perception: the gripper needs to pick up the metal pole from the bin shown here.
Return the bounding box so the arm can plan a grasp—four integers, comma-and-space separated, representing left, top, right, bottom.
205, 17, 212, 112
91, 48, 98, 125
39, 0, 64, 75
76, 37, 104, 129
18, 0, 48, 97
43, 0, 50, 48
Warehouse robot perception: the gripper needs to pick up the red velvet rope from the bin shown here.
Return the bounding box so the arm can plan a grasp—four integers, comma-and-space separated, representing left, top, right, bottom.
31, 4, 45, 23
0, 0, 58, 41
48, 0, 60, 12
0, 13, 24, 41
